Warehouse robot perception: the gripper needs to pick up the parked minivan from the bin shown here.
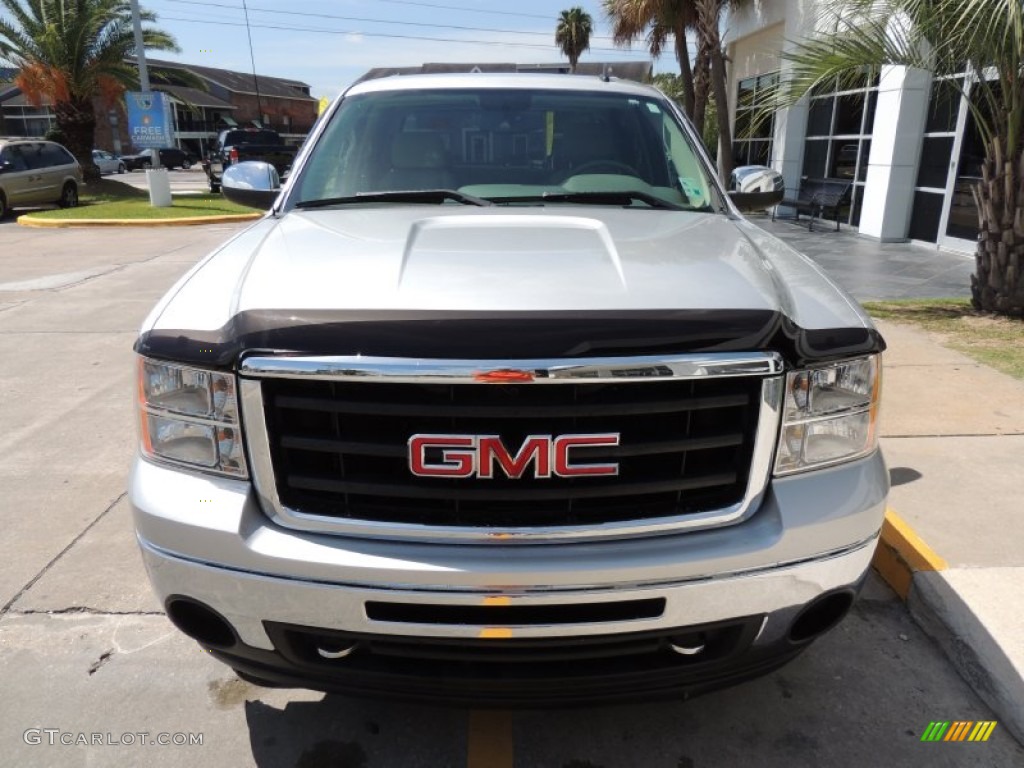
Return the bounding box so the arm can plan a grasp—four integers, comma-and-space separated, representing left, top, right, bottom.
0, 138, 83, 218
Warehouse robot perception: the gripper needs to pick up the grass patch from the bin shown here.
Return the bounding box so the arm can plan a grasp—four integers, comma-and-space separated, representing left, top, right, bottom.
21, 177, 257, 220
863, 298, 1024, 380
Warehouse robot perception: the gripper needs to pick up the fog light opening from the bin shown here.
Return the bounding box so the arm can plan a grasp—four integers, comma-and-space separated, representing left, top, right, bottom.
316, 640, 358, 660
788, 591, 855, 644
166, 598, 237, 649
668, 632, 707, 656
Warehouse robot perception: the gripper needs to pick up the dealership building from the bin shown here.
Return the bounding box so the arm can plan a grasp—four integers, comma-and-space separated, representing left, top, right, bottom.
725, 0, 986, 253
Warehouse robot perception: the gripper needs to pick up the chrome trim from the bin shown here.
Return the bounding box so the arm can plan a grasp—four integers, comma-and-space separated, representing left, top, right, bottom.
317, 644, 357, 660
239, 356, 784, 544
138, 535, 878, 646
239, 351, 785, 384
669, 641, 705, 656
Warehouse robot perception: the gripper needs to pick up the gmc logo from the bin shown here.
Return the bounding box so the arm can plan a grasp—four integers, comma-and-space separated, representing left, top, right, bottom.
408, 434, 620, 479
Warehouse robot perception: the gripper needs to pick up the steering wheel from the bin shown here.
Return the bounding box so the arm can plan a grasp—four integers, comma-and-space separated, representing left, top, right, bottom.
559, 160, 638, 181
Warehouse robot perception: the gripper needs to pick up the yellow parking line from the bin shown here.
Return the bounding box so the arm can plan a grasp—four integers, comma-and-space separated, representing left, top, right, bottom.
467, 710, 513, 768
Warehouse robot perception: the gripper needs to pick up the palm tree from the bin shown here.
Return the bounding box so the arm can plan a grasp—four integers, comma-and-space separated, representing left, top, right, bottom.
555, 7, 593, 74
604, 1, 699, 121
604, 1, 742, 181
0, 0, 180, 180
767, 0, 1024, 315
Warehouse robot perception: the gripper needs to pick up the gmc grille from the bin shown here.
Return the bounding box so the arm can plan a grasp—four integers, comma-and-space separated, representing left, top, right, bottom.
251, 374, 766, 530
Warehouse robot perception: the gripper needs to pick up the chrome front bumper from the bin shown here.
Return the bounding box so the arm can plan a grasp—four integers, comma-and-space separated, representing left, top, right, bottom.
131, 449, 887, 653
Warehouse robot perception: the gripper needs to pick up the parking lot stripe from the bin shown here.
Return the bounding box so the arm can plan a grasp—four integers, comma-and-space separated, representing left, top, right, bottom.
467, 710, 513, 768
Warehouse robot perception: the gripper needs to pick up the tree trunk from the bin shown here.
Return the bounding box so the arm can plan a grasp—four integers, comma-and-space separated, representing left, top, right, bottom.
54, 97, 100, 182
692, 41, 711, 145
696, 0, 733, 181
673, 21, 696, 121
971, 139, 1024, 316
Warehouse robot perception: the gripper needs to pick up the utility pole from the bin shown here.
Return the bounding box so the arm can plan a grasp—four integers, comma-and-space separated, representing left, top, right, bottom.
129, 0, 150, 92
242, 0, 265, 125
129, 0, 161, 168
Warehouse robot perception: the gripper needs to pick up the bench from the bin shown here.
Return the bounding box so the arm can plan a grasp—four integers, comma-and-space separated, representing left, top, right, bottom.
772, 177, 853, 232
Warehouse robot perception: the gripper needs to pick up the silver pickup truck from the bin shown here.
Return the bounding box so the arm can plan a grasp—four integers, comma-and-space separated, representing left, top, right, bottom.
130, 74, 887, 704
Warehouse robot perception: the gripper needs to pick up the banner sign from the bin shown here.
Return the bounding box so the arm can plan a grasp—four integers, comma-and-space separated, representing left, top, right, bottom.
125, 91, 173, 149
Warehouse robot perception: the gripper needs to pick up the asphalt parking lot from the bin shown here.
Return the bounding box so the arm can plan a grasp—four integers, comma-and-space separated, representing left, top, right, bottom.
1, 220, 1021, 767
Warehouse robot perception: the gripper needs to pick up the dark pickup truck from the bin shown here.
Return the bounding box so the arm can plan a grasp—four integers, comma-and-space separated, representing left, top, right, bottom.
202, 129, 297, 192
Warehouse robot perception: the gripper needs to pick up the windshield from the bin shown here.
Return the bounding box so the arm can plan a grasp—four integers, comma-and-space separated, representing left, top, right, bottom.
292, 87, 716, 211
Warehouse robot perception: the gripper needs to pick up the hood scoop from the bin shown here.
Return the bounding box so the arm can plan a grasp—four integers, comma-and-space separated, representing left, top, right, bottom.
396, 215, 627, 305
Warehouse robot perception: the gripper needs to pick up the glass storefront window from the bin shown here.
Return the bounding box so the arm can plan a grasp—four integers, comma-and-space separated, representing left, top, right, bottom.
834, 93, 865, 135
798, 75, 878, 226
733, 72, 778, 167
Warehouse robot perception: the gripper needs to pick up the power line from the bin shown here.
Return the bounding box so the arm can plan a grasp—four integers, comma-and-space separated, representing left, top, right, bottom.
155, 0, 623, 42
372, 0, 553, 20
156, 14, 651, 55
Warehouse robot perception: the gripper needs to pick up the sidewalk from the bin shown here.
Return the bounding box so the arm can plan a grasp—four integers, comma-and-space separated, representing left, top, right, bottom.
756, 219, 1024, 742
876, 319, 1024, 742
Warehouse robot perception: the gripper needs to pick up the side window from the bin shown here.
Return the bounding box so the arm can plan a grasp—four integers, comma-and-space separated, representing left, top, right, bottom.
20, 143, 47, 170
41, 143, 74, 167
1, 146, 29, 172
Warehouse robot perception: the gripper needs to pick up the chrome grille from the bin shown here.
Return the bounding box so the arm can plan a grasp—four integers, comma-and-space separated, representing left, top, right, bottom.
240, 353, 783, 542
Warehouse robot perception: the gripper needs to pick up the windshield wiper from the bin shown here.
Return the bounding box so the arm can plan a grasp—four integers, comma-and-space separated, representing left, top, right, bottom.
488, 190, 685, 210
295, 189, 492, 209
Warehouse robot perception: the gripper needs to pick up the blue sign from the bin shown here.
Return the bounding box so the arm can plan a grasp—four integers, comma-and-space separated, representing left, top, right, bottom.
125, 91, 172, 149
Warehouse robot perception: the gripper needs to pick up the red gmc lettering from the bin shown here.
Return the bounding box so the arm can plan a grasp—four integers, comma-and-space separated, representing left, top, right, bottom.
553, 434, 620, 477
408, 434, 619, 479
478, 435, 551, 479
408, 435, 476, 477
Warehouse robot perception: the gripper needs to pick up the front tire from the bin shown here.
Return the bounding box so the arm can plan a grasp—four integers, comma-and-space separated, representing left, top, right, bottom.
118, 163, 126, 174
182, 159, 192, 170
58, 182, 78, 209
0, 192, 7, 219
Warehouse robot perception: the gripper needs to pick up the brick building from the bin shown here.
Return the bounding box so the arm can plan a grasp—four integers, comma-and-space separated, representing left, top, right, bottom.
1, 59, 317, 158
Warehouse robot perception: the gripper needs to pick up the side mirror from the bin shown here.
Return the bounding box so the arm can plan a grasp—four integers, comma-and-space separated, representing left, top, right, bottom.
727, 165, 785, 211
222, 161, 281, 210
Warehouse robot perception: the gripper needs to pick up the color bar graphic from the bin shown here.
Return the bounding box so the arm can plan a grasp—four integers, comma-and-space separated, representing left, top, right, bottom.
921, 721, 997, 742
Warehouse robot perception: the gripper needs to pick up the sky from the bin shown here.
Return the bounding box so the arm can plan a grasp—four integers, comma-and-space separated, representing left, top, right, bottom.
127, 0, 679, 99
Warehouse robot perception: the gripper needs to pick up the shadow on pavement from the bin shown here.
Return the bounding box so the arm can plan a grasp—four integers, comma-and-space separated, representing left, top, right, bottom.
244, 694, 466, 768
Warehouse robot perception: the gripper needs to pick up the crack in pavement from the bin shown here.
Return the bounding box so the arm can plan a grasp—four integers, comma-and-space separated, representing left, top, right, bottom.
88, 649, 114, 675
9, 607, 164, 616
0, 491, 126, 617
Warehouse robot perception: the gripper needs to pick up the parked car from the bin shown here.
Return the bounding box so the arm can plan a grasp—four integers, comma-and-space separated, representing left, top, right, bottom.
202, 128, 297, 192
92, 149, 126, 175
132, 74, 887, 704
0, 138, 82, 218
120, 147, 195, 171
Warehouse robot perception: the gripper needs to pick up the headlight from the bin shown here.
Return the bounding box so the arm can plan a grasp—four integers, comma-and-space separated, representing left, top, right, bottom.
774, 355, 881, 475
136, 357, 247, 477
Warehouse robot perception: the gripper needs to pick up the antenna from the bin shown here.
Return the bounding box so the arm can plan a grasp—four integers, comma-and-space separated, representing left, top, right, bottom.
241, 0, 265, 124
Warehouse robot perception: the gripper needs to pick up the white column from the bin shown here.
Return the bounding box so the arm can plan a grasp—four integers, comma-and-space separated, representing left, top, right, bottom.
858, 65, 931, 240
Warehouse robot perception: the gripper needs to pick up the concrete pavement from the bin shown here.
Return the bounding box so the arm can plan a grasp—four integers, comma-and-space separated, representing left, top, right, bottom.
760, 217, 1024, 743
876, 319, 1024, 743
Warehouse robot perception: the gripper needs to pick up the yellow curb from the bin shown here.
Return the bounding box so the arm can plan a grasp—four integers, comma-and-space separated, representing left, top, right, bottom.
872, 507, 948, 600
16, 212, 262, 228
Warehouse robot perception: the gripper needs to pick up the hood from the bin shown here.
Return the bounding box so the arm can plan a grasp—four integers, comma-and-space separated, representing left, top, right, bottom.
139, 207, 881, 367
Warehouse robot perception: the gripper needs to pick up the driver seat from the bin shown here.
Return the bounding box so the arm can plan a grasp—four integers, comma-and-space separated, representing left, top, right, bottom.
383, 131, 454, 190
